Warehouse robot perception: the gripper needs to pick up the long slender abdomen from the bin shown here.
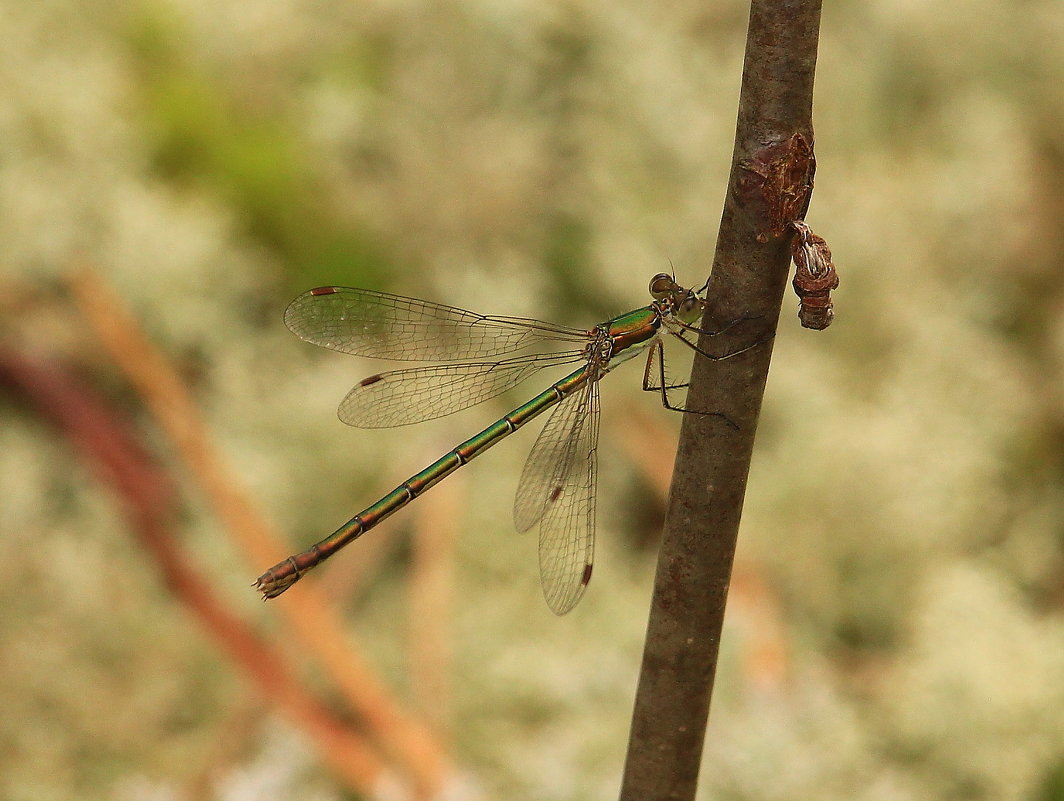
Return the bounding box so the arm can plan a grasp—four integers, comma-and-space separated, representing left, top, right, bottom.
254, 366, 589, 599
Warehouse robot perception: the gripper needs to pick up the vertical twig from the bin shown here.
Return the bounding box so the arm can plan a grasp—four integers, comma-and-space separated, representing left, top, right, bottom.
620, 2, 822, 799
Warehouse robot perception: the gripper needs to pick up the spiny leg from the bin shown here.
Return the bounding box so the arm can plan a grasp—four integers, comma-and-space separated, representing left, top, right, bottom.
642, 341, 738, 428
642, 341, 690, 405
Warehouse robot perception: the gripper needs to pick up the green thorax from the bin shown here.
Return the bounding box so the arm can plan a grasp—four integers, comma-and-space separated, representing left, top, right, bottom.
604, 305, 661, 339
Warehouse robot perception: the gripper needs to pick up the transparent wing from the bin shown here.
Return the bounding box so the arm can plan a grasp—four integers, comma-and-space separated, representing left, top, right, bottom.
339, 351, 586, 428
513, 378, 599, 615
286, 287, 590, 362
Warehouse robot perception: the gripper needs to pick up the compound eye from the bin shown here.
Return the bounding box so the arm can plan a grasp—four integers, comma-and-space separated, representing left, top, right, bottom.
649, 273, 674, 299
681, 294, 701, 315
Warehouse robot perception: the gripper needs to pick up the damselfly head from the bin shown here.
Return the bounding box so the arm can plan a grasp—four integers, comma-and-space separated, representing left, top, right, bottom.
650, 273, 702, 322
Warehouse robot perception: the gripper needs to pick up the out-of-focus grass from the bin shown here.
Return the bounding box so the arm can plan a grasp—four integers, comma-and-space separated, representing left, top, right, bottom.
1, 0, 1063, 800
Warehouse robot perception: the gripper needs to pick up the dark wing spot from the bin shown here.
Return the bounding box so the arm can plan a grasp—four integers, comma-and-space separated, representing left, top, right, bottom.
581, 563, 593, 585
359, 374, 384, 387
549, 486, 563, 502
310, 286, 338, 296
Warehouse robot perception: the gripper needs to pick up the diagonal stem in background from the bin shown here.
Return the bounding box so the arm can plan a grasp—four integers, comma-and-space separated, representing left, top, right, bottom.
620, 1, 822, 798
67, 270, 464, 800
0, 349, 388, 796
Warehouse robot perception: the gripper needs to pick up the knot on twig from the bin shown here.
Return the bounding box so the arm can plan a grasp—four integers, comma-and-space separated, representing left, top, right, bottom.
737, 132, 816, 242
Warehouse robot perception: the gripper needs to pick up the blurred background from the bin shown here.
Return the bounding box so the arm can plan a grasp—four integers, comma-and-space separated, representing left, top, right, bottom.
2, 0, 1063, 799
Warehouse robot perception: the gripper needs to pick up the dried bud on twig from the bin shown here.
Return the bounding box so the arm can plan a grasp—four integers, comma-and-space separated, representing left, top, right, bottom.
789, 220, 838, 330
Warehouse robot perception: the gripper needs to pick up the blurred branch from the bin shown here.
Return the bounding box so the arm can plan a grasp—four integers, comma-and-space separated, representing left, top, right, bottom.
0, 349, 388, 796
621, 1, 822, 799
66, 270, 467, 800
408, 442, 463, 734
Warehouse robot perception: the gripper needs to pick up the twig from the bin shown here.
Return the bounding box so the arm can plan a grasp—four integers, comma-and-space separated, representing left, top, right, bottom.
617, 405, 790, 694
620, 2, 822, 799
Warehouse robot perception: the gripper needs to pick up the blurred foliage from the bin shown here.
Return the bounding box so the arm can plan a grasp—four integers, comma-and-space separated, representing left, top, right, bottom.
127, 3, 398, 288
1, 0, 1063, 800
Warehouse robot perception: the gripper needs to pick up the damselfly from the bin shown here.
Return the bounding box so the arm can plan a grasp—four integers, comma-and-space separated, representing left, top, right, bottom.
255, 274, 748, 614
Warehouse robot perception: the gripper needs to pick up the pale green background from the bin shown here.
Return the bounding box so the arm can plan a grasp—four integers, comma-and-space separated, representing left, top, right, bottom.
2, 1, 1063, 799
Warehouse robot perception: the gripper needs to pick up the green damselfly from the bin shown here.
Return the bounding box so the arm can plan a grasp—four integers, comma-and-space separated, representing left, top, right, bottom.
255, 273, 747, 614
